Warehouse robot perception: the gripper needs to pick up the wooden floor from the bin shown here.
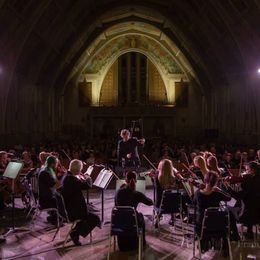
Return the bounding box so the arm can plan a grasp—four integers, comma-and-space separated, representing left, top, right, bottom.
0, 189, 259, 260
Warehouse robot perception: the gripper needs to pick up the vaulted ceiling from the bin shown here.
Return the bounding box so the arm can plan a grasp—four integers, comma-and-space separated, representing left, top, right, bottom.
1, 0, 260, 98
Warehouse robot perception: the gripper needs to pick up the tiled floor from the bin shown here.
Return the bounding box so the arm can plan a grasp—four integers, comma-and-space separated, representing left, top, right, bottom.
0, 189, 259, 260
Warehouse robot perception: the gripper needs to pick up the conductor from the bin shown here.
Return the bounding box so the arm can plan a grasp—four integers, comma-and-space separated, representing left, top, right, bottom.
117, 129, 145, 168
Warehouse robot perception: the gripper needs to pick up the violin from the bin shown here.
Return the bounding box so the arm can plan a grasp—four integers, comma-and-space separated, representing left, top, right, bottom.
221, 172, 253, 184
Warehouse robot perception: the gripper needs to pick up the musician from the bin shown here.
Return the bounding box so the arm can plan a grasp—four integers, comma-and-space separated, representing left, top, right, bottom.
207, 155, 227, 177
222, 152, 233, 170
151, 159, 177, 226
231, 150, 242, 169
225, 161, 260, 239
152, 159, 177, 208
115, 171, 153, 251
193, 155, 209, 179
117, 129, 145, 168
0, 151, 8, 175
193, 171, 240, 253
21, 151, 33, 173
38, 155, 61, 224
61, 159, 101, 246
25, 151, 50, 197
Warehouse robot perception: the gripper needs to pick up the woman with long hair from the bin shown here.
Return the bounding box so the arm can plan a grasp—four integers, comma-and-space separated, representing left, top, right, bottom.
193, 155, 209, 179
207, 155, 226, 177
115, 171, 153, 251
151, 159, 177, 226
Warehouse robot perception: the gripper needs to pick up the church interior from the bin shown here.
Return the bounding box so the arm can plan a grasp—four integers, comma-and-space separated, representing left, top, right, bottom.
0, 1, 260, 259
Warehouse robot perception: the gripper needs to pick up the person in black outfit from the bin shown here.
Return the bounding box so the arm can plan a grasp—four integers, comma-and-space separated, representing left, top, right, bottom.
117, 129, 145, 168
61, 159, 101, 246
115, 171, 153, 251
193, 171, 240, 254
225, 161, 260, 239
38, 155, 62, 224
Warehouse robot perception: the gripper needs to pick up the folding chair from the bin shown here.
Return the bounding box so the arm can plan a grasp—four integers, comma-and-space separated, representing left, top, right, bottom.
194, 207, 232, 260
107, 206, 143, 260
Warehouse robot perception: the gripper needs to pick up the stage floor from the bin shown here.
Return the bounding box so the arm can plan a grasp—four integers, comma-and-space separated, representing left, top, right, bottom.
0, 189, 259, 260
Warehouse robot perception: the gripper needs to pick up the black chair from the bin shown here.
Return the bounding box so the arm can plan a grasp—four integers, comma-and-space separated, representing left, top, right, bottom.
194, 207, 232, 260
107, 206, 143, 260
153, 190, 183, 235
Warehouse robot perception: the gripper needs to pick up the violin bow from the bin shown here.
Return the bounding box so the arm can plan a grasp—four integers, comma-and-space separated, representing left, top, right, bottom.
142, 154, 157, 170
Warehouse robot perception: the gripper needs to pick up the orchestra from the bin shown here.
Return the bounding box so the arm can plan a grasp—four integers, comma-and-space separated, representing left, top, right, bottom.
0, 134, 259, 256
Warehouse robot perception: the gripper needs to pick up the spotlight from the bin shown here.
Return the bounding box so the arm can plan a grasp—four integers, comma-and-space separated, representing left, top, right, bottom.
258, 68, 260, 74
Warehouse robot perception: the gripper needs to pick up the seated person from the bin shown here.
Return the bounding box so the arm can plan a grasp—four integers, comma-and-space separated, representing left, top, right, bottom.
115, 171, 153, 251
152, 159, 177, 208
62, 159, 101, 246
226, 161, 260, 239
21, 151, 33, 175
193, 171, 239, 254
150, 159, 177, 226
38, 155, 62, 224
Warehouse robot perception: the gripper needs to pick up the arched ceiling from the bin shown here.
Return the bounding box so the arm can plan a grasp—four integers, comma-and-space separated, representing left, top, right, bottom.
1, 0, 260, 102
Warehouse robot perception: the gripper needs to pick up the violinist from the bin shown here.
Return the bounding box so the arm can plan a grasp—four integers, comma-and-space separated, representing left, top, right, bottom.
38, 155, 62, 225
61, 159, 101, 246
222, 152, 234, 170
193, 155, 209, 179
20, 151, 33, 175
224, 161, 260, 239
117, 129, 145, 168
115, 171, 153, 251
207, 155, 227, 177
24, 151, 50, 198
193, 171, 240, 254
152, 159, 177, 207
149, 159, 178, 226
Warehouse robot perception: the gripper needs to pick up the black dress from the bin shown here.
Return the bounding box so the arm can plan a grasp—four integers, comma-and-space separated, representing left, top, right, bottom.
61, 171, 101, 237
115, 186, 153, 251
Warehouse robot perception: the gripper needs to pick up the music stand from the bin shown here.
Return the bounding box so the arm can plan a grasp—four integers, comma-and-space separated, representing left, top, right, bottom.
93, 168, 115, 222
3, 161, 30, 237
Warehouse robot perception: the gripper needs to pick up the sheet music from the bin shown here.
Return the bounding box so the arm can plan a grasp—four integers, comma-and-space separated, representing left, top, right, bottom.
93, 169, 113, 189
3, 161, 24, 179
85, 165, 94, 176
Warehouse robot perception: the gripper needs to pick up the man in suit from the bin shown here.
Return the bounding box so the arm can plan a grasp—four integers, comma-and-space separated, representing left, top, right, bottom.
61, 159, 101, 246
